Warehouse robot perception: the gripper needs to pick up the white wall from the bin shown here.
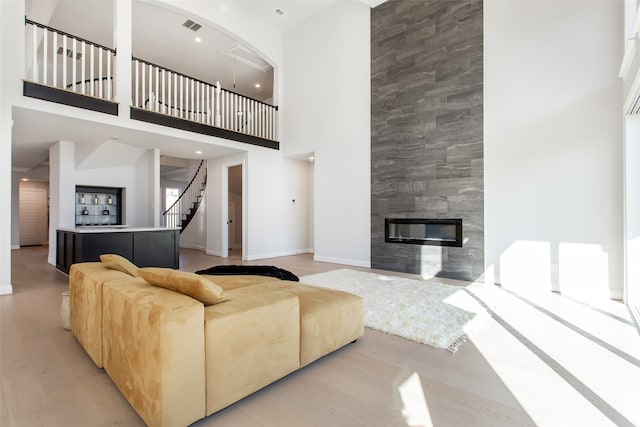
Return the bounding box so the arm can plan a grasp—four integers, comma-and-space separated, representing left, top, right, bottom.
281, 1, 371, 267
244, 149, 311, 260
484, 0, 624, 299
205, 149, 310, 260
0, 0, 25, 294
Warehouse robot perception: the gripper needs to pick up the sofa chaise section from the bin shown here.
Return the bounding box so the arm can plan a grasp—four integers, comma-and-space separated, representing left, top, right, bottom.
102, 278, 206, 427
69, 262, 132, 367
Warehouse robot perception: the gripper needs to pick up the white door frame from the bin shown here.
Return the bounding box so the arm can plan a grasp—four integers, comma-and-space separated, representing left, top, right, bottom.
221, 160, 246, 259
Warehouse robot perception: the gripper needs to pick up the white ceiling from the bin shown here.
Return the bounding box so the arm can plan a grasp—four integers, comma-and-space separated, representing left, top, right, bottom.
13, 0, 379, 173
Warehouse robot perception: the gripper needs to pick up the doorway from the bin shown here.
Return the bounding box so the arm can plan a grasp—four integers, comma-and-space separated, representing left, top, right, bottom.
225, 164, 243, 258
19, 180, 49, 246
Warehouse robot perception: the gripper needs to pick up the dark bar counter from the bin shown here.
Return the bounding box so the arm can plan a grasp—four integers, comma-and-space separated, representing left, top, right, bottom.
56, 226, 180, 274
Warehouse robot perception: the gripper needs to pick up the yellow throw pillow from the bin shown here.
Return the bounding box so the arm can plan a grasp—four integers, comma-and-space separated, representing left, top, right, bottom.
100, 254, 140, 277
139, 267, 226, 305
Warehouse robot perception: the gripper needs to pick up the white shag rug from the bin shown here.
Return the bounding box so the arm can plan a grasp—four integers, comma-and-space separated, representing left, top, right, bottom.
299, 269, 499, 352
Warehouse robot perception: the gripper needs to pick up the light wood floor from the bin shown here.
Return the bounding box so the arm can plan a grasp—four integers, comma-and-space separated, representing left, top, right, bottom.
2, 246, 639, 427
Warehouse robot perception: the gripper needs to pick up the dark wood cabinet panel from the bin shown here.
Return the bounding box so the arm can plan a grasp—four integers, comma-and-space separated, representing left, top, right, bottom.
56, 228, 180, 273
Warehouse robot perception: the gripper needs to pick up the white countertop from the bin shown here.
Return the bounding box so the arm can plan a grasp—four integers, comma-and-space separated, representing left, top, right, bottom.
58, 226, 181, 233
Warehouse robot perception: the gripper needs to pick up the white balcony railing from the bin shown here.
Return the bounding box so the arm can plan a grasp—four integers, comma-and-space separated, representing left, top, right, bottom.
23, 19, 278, 143
25, 19, 115, 100
132, 58, 277, 141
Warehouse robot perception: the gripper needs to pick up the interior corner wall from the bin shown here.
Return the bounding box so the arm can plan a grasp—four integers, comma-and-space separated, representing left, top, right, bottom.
484, 0, 624, 298
371, 0, 484, 281
281, 1, 371, 267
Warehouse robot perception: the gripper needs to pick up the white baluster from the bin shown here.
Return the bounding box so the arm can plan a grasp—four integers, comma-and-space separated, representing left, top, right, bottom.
215, 82, 221, 127
90, 44, 94, 96
198, 82, 202, 122
173, 73, 178, 117
134, 60, 139, 107
205, 84, 209, 124
232, 94, 236, 131
80, 41, 85, 94
179, 75, 183, 118
161, 69, 166, 114
62, 35, 67, 90
52, 32, 58, 88
155, 66, 159, 111
107, 50, 112, 99
148, 63, 153, 110
98, 46, 103, 98
141, 62, 146, 109
190, 78, 195, 120
167, 71, 172, 115
31, 24, 38, 82
71, 38, 76, 92
43, 29, 48, 85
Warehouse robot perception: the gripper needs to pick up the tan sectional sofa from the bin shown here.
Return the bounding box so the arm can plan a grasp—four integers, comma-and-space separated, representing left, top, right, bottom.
69, 257, 364, 427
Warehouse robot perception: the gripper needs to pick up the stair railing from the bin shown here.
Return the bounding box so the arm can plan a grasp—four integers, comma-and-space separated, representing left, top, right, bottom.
25, 18, 115, 100
163, 160, 207, 232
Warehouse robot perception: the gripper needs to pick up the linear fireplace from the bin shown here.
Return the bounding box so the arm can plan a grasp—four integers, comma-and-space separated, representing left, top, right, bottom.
385, 218, 463, 247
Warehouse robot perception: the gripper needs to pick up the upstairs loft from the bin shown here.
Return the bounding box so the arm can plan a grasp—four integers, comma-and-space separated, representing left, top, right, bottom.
22, 18, 279, 150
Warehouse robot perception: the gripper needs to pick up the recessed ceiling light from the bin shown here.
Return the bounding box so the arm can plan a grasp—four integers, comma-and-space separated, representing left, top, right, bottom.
195, 36, 202, 43
255, 83, 261, 88
195, 150, 202, 155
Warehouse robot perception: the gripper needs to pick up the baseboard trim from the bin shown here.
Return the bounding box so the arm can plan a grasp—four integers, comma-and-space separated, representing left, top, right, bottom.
0, 285, 14, 295
180, 243, 207, 252
206, 249, 223, 257
313, 255, 371, 268
245, 249, 312, 261
11, 245, 20, 250
609, 288, 624, 301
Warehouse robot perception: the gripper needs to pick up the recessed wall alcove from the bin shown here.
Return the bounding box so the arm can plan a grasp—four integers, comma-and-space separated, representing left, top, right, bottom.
370, 0, 484, 281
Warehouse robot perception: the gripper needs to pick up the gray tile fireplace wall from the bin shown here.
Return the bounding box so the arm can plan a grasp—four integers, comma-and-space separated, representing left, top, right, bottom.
371, 0, 484, 281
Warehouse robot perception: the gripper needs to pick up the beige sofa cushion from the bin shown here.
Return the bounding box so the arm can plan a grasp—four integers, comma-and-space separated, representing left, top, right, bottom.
198, 274, 282, 291
99, 253, 140, 277
69, 262, 132, 368
204, 290, 300, 415
139, 268, 225, 305
102, 278, 206, 427
227, 281, 364, 367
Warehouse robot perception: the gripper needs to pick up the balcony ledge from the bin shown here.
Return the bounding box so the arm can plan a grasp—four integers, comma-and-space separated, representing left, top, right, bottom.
23, 81, 119, 116
130, 107, 279, 150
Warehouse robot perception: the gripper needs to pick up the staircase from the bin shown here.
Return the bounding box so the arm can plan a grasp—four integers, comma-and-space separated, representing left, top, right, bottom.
163, 160, 207, 233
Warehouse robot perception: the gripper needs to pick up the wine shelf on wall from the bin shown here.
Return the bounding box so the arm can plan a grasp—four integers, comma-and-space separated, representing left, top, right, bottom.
75, 185, 123, 226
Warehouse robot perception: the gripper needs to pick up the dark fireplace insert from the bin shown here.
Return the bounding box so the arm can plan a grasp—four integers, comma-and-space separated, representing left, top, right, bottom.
385, 218, 463, 247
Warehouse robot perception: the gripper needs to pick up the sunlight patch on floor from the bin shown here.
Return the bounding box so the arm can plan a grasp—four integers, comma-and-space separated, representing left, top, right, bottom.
470, 288, 640, 427
398, 372, 433, 427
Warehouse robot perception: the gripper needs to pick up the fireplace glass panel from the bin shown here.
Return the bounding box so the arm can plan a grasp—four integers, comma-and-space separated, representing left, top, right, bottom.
385, 218, 462, 247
